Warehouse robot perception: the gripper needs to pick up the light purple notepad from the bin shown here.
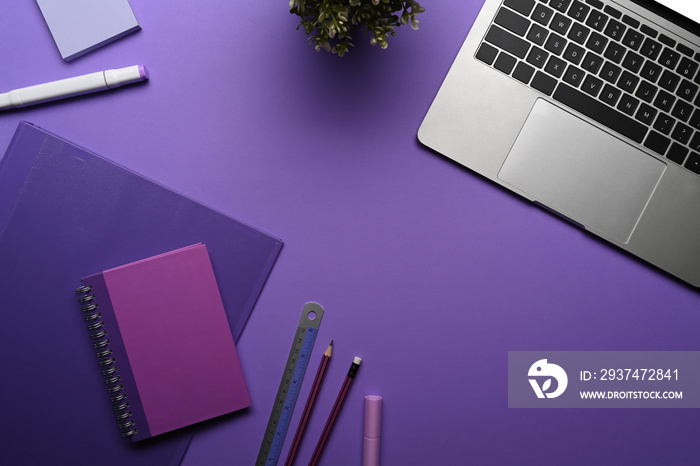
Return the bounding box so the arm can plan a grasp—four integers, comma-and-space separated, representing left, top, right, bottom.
79, 243, 252, 441
36, 0, 141, 61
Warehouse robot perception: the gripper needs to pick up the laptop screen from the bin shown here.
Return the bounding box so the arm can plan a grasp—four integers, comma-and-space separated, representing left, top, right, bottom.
655, 1, 700, 25
636, 1, 700, 35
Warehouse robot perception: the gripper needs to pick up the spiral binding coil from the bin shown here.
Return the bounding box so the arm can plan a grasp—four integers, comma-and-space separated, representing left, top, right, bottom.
76, 284, 138, 438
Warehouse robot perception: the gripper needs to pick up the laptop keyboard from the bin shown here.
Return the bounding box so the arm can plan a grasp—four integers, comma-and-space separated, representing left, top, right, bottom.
475, 0, 700, 175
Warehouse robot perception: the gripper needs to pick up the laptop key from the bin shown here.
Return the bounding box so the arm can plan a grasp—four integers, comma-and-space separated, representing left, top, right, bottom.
621, 29, 643, 51
635, 103, 657, 125
494, 53, 518, 74
476, 42, 499, 65
684, 152, 700, 174
531, 71, 557, 95
640, 37, 662, 60
526, 46, 550, 68
550, 0, 572, 14
532, 3, 555, 26
581, 74, 604, 96
677, 57, 698, 80
690, 132, 700, 151
618, 71, 639, 93
640, 61, 661, 82
553, 82, 647, 143
600, 84, 621, 106
568, 22, 590, 44
671, 122, 692, 145
504, 0, 535, 16
545, 33, 567, 55
618, 94, 640, 116
545, 55, 567, 77
551, 13, 572, 35
604, 41, 625, 63
658, 34, 676, 48
485, 25, 530, 59
621, 51, 644, 73
513, 61, 536, 83
677, 80, 699, 102
600, 61, 621, 84
653, 90, 675, 113
585, 31, 608, 54
563, 42, 585, 64
635, 81, 657, 103
621, 15, 640, 29
586, 10, 608, 32
582, 51, 604, 73
676, 42, 694, 57
563, 65, 585, 87
658, 70, 680, 92
527, 23, 549, 45
666, 143, 688, 165
653, 113, 674, 134
567, 1, 589, 22
690, 109, 700, 130
640, 24, 658, 38
604, 18, 625, 41
644, 131, 671, 155
604, 5, 622, 19
495, 7, 531, 36
658, 48, 680, 69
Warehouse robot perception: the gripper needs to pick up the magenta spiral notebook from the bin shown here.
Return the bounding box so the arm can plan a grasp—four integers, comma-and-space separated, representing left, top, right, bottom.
77, 243, 251, 441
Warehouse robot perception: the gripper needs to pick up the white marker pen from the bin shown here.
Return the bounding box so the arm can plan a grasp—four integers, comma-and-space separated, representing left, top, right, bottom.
0, 65, 148, 111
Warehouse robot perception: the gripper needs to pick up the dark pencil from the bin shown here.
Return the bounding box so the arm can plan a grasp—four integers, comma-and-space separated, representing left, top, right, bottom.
284, 341, 334, 466
308, 356, 362, 466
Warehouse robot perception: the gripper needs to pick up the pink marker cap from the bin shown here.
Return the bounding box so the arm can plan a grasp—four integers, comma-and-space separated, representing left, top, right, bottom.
364, 395, 382, 438
364, 396, 382, 466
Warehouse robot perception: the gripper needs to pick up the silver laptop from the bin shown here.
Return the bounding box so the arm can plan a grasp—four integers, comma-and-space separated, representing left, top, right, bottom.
419, 0, 700, 287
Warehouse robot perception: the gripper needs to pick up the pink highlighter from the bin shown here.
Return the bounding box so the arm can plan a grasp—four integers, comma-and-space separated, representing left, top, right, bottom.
363, 396, 382, 466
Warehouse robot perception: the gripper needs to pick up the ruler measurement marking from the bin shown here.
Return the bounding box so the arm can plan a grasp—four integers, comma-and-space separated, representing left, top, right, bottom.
256, 303, 324, 466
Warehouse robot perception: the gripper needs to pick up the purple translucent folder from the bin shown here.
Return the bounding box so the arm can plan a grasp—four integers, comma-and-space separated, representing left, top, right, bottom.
0, 122, 282, 464
79, 243, 251, 441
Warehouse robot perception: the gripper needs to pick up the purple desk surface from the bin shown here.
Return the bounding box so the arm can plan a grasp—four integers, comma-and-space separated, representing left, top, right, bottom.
2, 1, 700, 465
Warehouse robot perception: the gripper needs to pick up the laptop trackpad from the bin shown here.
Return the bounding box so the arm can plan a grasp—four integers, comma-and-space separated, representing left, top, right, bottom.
498, 99, 665, 243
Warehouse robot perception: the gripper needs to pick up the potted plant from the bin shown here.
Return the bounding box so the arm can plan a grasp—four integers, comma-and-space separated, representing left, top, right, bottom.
289, 0, 425, 56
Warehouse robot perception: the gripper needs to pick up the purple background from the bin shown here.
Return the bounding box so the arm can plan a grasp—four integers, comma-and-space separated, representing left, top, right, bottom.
2, 1, 700, 464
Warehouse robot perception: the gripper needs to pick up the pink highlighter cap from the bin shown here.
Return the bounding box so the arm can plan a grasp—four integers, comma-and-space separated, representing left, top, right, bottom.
364, 395, 382, 438
363, 396, 382, 466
